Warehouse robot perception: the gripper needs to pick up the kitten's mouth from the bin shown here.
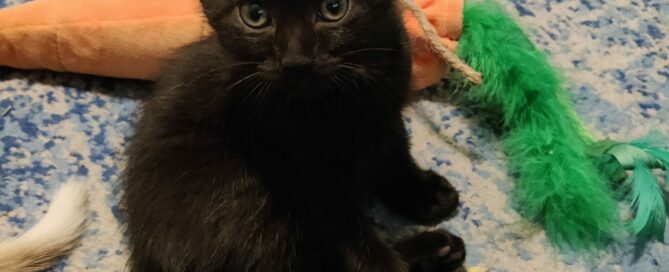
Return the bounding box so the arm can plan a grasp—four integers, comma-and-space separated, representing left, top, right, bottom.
312, 55, 342, 75
258, 56, 342, 81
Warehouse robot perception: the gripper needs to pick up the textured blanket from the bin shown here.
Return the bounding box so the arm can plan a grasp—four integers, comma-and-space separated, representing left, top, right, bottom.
1, 0, 668, 271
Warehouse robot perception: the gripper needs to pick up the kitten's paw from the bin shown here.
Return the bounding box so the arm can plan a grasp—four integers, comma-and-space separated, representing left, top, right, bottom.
407, 171, 459, 225
395, 230, 466, 272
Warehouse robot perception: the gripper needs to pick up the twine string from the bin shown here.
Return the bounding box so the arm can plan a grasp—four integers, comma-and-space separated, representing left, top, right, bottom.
400, 0, 483, 85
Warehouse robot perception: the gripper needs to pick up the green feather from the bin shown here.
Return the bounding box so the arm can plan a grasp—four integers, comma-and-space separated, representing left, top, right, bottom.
457, 0, 620, 249
596, 153, 628, 188
623, 160, 666, 241
589, 140, 628, 186
630, 133, 669, 197
591, 135, 669, 242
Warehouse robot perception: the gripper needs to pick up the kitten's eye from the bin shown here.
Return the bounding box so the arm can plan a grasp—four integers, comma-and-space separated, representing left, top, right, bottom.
240, 2, 271, 29
319, 0, 349, 22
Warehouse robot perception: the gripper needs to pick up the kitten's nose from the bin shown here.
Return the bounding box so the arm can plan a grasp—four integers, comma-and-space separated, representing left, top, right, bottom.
279, 32, 313, 68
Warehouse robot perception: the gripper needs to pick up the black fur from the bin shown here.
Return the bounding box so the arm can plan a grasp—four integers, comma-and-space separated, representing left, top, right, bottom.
123, 0, 465, 271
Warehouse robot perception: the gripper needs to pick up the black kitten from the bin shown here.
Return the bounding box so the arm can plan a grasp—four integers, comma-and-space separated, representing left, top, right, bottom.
122, 0, 464, 271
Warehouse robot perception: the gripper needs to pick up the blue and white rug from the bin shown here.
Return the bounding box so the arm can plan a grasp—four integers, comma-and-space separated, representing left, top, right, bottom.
1, 0, 668, 271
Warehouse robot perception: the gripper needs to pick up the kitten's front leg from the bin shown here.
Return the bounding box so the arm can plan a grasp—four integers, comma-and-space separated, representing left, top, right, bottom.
374, 150, 460, 225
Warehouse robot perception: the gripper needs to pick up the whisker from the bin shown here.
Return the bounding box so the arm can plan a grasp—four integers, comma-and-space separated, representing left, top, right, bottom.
332, 74, 365, 116
203, 70, 261, 111
332, 75, 347, 90
227, 72, 261, 91
337, 48, 398, 58
343, 63, 381, 81
338, 63, 394, 102
250, 82, 274, 133
164, 62, 261, 92
238, 80, 265, 108
332, 75, 354, 98
339, 64, 366, 75
255, 82, 272, 102
339, 63, 377, 92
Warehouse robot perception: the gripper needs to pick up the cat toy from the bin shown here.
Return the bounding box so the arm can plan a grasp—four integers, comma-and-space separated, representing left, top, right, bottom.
0, 0, 667, 251
416, 0, 669, 249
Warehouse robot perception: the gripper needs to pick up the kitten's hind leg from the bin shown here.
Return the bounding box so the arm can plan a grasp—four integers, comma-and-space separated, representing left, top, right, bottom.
394, 229, 466, 272
342, 230, 411, 272
310, 211, 409, 272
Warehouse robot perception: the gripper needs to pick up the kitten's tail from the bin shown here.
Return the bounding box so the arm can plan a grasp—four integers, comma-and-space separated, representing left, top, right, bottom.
0, 181, 88, 271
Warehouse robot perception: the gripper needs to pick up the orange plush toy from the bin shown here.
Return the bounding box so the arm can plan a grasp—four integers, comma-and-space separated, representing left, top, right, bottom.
0, 0, 464, 90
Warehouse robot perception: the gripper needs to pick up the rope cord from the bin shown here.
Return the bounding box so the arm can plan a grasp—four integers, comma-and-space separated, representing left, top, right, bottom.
400, 0, 483, 85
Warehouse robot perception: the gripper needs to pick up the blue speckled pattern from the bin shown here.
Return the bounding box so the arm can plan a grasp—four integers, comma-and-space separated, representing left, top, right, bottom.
1, 0, 668, 271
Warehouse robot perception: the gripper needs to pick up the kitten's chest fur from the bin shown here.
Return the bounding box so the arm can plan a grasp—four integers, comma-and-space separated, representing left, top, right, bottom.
228, 88, 386, 205
149, 41, 404, 206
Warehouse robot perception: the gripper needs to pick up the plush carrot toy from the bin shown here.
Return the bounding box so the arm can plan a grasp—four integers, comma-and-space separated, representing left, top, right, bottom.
0, 0, 467, 90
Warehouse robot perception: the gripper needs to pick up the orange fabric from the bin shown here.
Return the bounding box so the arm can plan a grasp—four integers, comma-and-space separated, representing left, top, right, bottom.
0, 0, 210, 80
0, 0, 463, 90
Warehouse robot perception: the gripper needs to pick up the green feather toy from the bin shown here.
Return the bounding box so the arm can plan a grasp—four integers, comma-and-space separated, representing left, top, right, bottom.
455, 0, 620, 249
440, 0, 669, 250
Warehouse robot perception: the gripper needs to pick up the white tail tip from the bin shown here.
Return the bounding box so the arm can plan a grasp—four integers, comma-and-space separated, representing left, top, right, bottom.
0, 181, 89, 271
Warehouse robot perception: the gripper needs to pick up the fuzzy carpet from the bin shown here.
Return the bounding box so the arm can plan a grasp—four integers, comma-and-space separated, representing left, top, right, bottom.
1, 0, 668, 271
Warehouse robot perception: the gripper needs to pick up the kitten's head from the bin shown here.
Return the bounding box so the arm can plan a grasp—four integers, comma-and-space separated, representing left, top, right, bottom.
199, 0, 410, 102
